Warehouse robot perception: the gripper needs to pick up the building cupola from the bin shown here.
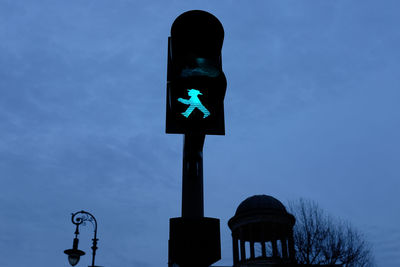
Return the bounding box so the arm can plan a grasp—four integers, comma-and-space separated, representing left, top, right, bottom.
228, 195, 296, 266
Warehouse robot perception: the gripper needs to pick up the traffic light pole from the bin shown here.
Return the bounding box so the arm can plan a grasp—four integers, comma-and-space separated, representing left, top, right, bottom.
182, 133, 205, 218
168, 132, 220, 267
167, 10, 224, 267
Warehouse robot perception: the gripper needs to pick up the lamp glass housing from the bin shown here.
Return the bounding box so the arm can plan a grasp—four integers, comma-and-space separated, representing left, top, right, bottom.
64, 248, 85, 266
68, 255, 80, 266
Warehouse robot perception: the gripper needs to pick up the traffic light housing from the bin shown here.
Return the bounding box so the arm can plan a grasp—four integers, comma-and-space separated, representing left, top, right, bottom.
166, 10, 227, 135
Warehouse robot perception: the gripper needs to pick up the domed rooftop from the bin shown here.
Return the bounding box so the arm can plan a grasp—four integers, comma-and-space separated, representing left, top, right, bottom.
235, 195, 287, 217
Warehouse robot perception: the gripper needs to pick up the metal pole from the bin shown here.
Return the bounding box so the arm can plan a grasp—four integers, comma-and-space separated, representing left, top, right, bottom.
71, 210, 99, 267
90, 213, 98, 267
182, 133, 205, 218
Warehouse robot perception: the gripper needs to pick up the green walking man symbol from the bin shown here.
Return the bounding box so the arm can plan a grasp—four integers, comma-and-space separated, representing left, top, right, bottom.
178, 89, 210, 118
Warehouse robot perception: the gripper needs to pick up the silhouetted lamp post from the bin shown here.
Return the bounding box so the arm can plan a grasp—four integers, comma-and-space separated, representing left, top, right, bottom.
64, 210, 102, 267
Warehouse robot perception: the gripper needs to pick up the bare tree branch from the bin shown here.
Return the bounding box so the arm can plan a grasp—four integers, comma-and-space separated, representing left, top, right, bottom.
288, 199, 375, 267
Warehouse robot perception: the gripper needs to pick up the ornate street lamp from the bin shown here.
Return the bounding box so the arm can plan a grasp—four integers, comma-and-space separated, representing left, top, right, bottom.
64, 210, 102, 267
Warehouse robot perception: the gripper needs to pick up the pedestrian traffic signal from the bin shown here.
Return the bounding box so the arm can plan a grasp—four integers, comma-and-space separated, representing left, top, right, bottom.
166, 10, 227, 135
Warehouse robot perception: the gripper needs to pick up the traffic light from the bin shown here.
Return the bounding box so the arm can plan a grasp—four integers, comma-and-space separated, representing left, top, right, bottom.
166, 10, 227, 135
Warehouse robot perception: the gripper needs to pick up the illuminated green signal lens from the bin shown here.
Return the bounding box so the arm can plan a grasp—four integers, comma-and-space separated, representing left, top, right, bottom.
177, 89, 210, 118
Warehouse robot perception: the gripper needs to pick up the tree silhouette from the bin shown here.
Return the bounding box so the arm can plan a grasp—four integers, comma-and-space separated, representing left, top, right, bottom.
288, 199, 375, 267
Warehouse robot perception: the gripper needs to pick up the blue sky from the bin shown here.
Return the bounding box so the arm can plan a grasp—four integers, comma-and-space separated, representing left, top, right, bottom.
0, 0, 399, 266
